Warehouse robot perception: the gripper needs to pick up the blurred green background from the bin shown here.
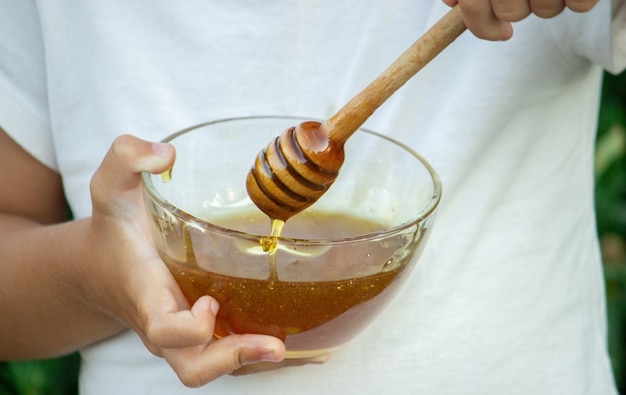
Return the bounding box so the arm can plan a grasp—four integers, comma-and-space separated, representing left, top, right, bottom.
1, 70, 625, 394
598, 69, 626, 393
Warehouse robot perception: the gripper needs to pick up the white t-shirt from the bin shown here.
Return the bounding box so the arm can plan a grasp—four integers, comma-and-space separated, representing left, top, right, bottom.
1, 1, 625, 394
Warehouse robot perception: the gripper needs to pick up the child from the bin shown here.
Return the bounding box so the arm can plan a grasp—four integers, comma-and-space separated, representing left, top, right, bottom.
0, 0, 624, 393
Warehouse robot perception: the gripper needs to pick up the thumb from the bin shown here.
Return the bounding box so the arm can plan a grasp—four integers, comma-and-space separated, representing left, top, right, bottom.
90, 135, 175, 214
163, 334, 286, 388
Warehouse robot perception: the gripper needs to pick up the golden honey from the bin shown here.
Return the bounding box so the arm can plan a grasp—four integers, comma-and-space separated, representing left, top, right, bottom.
161, 210, 417, 357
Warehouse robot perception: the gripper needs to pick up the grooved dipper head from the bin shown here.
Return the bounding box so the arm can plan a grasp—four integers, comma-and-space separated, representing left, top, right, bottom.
246, 121, 345, 221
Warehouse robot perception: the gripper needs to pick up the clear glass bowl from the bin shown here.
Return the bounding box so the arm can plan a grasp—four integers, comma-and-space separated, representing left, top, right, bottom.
141, 116, 441, 358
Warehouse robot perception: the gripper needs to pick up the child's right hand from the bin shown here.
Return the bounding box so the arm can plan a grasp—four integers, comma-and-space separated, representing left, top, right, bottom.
443, 0, 600, 41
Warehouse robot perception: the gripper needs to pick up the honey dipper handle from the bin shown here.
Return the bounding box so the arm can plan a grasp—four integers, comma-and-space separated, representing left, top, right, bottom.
324, 5, 466, 143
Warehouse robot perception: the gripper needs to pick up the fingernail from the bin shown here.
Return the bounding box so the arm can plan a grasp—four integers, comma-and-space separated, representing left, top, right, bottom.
152, 142, 171, 158
208, 298, 219, 316
260, 349, 283, 363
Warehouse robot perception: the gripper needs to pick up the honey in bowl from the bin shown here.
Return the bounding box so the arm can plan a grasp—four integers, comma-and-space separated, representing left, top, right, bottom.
141, 116, 441, 359
160, 209, 426, 358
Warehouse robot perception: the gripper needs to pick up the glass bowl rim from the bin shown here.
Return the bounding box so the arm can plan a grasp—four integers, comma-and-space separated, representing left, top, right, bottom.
141, 115, 442, 245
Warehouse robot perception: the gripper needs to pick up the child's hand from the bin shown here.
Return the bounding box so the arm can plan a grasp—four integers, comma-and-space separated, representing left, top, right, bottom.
80, 135, 286, 387
443, 0, 600, 40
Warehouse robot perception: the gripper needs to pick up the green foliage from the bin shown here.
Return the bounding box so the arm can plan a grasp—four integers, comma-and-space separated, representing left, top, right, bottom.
597, 70, 626, 393
0, 354, 79, 395
596, 72, 626, 239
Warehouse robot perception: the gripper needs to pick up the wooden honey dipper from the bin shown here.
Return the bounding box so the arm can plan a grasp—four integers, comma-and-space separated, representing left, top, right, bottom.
246, 6, 466, 222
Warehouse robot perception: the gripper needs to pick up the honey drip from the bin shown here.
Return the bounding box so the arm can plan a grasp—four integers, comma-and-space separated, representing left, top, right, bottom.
260, 218, 284, 253
161, 167, 173, 182
260, 218, 285, 281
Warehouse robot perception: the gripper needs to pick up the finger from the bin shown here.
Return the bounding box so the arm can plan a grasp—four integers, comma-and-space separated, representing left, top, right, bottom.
442, 0, 459, 6
163, 334, 286, 388
139, 294, 218, 350
529, 0, 566, 18
232, 352, 330, 376
91, 135, 175, 201
491, 0, 531, 22
459, 0, 514, 41
564, 0, 599, 13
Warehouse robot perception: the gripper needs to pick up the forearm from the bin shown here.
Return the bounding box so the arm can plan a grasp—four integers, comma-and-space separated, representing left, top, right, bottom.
0, 134, 287, 385
0, 215, 124, 360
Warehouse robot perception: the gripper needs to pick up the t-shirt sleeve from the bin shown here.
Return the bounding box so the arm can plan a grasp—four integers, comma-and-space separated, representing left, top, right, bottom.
579, 0, 626, 74
0, 0, 57, 171
609, 0, 626, 73
547, 0, 626, 75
